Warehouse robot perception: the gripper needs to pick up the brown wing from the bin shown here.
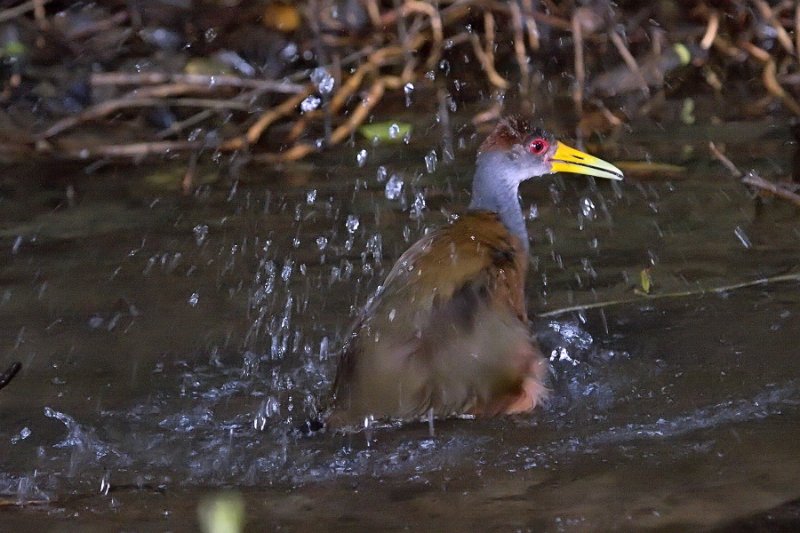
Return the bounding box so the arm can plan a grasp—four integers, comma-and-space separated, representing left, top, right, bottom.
326, 211, 548, 428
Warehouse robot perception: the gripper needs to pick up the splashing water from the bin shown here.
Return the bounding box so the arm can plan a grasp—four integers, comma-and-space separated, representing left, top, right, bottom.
385, 174, 404, 200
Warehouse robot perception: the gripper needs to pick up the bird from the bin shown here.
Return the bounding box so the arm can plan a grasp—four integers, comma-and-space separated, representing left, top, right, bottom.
324, 116, 623, 430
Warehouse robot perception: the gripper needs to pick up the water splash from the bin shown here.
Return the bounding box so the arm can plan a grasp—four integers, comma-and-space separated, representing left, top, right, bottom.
385, 174, 403, 200
310, 67, 335, 95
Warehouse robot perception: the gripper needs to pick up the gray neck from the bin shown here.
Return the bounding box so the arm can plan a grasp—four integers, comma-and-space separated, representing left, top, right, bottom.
468, 152, 529, 252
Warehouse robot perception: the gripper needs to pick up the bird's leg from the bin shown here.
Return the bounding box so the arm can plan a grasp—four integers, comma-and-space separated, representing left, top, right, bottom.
504, 356, 550, 414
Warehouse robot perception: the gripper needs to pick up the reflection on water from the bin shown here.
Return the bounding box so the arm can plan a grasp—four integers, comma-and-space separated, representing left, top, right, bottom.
1, 108, 799, 530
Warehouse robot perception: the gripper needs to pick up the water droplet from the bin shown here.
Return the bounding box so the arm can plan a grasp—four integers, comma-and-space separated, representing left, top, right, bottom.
734, 225, 752, 248
356, 149, 368, 167
527, 204, 539, 220
439, 59, 450, 75
253, 397, 281, 430
316, 236, 328, 250
345, 214, 360, 233
385, 174, 404, 200
300, 95, 321, 113
388, 123, 400, 139
280, 42, 298, 62
100, 472, 111, 495
411, 191, 426, 218
580, 196, 596, 218
403, 82, 415, 106
188, 292, 199, 306
376, 165, 388, 182
193, 224, 209, 245
365, 233, 382, 264
281, 260, 294, 282
204, 28, 217, 43
306, 189, 317, 204
11, 426, 31, 444
424, 150, 438, 173
187, 128, 203, 142
311, 67, 335, 95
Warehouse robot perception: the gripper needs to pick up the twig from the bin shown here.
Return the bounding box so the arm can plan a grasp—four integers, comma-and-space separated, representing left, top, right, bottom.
609, 29, 649, 95
709, 142, 743, 177
470, 12, 510, 91
0, 0, 52, 23
401, 1, 443, 69
538, 272, 800, 318
752, 0, 795, 56
0, 361, 21, 391
520, 0, 540, 51
741, 173, 800, 207
762, 59, 800, 116
571, 11, 585, 115
37, 94, 249, 140
235, 88, 313, 148
700, 10, 720, 50
796, 3, 800, 64
509, 1, 531, 94
182, 151, 198, 194
45, 140, 206, 158
62, 10, 128, 40
91, 73, 304, 93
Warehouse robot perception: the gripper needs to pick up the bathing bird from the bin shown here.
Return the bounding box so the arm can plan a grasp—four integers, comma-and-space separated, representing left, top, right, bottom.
326, 116, 623, 430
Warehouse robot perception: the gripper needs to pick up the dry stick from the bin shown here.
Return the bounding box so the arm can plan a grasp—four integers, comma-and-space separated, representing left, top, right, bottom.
38, 82, 242, 139
470, 11, 510, 90
708, 142, 743, 177
37, 93, 248, 140
520, 0, 540, 51
401, 0, 444, 69
90, 73, 304, 93
255, 78, 388, 163
740, 40, 772, 62
182, 151, 199, 195
156, 85, 270, 139
796, 3, 800, 63
571, 12, 585, 116
365, 0, 382, 27
51, 140, 205, 159
752, 0, 795, 55
509, 1, 531, 94
741, 173, 800, 207
609, 30, 649, 95
286, 42, 407, 143
236, 88, 314, 148
0, 0, 52, 23
762, 59, 800, 116
287, 57, 381, 142
700, 10, 720, 51
538, 272, 800, 318
470, 34, 510, 89
63, 10, 128, 40
709, 142, 800, 207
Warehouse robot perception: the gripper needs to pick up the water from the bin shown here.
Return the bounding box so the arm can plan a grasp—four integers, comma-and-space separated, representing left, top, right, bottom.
1, 104, 799, 530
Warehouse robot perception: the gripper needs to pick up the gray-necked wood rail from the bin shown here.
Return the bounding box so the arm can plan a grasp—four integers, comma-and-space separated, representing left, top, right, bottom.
325, 116, 623, 430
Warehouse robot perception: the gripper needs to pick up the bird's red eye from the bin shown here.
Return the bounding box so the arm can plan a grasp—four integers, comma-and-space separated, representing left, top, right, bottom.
528, 137, 548, 155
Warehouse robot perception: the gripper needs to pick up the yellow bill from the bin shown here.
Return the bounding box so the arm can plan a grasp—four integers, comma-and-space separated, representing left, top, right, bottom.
550, 142, 624, 181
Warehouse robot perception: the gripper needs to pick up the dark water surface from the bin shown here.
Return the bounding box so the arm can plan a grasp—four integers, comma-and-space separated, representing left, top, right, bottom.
1, 106, 799, 531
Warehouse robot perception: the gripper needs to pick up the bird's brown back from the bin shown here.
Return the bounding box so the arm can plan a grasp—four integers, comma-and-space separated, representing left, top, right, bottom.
326, 211, 546, 428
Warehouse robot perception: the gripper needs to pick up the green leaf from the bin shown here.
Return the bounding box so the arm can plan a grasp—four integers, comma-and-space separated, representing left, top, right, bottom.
358, 122, 412, 143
